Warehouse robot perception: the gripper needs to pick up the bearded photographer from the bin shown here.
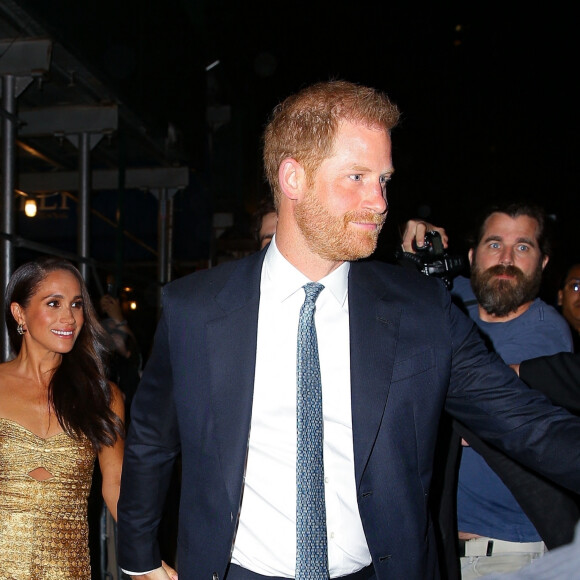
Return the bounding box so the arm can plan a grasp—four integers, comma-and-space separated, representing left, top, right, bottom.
402, 202, 576, 579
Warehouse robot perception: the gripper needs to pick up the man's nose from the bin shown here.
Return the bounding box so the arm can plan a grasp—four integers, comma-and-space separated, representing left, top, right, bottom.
499, 248, 514, 265
363, 181, 388, 214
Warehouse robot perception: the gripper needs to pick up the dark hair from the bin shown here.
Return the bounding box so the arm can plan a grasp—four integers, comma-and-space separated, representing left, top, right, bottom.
470, 201, 551, 257
4, 257, 124, 450
252, 195, 277, 243
558, 260, 580, 289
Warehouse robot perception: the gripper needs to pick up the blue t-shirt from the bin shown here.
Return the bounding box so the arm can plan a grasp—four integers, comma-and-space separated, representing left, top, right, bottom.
452, 275, 574, 541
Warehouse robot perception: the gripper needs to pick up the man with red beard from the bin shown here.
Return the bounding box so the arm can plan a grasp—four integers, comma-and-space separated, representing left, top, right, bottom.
118, 83, 580, 580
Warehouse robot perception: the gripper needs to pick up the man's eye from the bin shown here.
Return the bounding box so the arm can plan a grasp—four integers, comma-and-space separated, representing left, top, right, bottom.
568, 282, 580, 293
489, 242, 501, 249
349, 174, 362, 181
516, 244, 529, 252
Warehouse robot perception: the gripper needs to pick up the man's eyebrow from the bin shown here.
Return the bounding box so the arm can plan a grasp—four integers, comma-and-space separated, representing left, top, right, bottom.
482, 235, 502, 243
514, 236, 537, 246
347, 165, 394, 175
482, 234, 537, 247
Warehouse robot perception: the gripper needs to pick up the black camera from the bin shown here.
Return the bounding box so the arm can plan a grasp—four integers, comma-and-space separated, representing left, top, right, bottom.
396, 231, 467, 289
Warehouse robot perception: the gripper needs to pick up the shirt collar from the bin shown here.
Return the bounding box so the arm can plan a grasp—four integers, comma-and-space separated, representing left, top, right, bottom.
262, 235, 350, 308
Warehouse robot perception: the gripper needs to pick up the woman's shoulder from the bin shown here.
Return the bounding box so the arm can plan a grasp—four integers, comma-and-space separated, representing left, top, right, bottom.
0, 360, 20, 392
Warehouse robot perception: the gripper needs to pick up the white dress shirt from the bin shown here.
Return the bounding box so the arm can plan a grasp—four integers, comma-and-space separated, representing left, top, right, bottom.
230, 236, 371, 577
123, 237, 371, 577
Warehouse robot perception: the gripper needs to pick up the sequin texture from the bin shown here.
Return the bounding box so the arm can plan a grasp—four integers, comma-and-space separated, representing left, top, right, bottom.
0, 417, 96, 579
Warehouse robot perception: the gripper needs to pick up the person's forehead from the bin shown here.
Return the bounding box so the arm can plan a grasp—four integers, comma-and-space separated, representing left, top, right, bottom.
481, 212, 539, 238
335, 119, 389, 138
565, 265, 580, 282
31, 270, 81, 301
329, 120, 392, 164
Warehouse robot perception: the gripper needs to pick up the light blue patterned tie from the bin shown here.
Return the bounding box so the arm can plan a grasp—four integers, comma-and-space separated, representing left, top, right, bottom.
296, 282, 328, 580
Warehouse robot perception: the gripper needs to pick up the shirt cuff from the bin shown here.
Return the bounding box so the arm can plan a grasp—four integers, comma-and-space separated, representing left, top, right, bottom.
120, 568, 159, 576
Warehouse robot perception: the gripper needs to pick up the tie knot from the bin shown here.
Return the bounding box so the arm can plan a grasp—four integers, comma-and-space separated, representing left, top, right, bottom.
303, 282, 324, 304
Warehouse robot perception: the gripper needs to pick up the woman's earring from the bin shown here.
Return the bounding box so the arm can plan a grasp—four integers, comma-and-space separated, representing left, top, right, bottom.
17, 323, 25, 336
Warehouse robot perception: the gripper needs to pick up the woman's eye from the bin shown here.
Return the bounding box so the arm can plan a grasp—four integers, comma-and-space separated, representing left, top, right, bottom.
72, 301, 84, 309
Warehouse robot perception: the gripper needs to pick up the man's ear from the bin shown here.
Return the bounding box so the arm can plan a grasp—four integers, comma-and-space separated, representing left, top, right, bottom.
468, 248, 474, 266
278, 158, 305, 201
541, 255, 549, 271
557, 289, 564, 307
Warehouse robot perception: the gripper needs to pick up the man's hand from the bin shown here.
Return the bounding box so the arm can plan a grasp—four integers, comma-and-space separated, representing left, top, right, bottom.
131, 562, 178, 580
162, 561, 178, 580
100, 293, 125, 323
401, 219, 448, 253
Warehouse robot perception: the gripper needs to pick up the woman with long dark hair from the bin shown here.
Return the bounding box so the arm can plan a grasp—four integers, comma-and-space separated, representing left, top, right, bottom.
0, 257, 125, 579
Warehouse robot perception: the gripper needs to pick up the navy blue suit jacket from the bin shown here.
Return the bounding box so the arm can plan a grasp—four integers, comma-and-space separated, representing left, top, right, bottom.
117, 249, 580, 580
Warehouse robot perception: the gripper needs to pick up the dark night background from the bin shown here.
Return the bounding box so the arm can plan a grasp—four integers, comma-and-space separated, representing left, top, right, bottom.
3, 3, 578, 575
11, 0, 580, 345
18, 2, 580, 217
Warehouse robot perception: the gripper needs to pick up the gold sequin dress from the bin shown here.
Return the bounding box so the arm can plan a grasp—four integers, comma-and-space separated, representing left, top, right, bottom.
0, 417, 96, 580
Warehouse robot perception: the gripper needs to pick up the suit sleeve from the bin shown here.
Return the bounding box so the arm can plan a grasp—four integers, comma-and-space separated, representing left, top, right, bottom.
443, 298, 580, 494
519, 353, 580, 415
117, 294, 181, 573
453, 420, 580, 549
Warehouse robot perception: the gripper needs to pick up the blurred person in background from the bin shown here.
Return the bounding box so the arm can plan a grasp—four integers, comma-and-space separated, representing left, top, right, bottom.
253, 195, 277, 250
99, 292, 141, 421
557, 261, 580, 351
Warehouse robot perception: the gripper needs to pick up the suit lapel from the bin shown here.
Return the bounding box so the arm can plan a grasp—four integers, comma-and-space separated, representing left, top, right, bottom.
204, 256, 402, 505
348, 263, 402, 486
206, 251, 264, 509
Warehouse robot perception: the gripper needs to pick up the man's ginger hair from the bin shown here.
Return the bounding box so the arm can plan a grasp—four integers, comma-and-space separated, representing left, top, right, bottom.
263, 80, 400, 208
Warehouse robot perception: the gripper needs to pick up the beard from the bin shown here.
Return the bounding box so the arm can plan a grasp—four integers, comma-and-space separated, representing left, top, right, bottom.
294, 188, 386, 262
470, 262, 543, 317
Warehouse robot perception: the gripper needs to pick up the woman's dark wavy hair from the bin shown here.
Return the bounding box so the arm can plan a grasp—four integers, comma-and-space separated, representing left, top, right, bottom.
5, 257, 124, 450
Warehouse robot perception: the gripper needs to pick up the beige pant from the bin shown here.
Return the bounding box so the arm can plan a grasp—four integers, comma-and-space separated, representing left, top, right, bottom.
460, 552, 545, 579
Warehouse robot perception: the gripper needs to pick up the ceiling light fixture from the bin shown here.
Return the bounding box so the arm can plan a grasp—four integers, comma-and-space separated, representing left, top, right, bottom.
24, 197, 37, 217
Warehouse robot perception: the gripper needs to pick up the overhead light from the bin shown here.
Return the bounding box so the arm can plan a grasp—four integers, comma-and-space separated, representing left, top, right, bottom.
24, 197, 37, 217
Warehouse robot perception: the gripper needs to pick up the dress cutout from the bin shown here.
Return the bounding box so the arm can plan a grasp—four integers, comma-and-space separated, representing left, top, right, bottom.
0, 417, 96, 579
